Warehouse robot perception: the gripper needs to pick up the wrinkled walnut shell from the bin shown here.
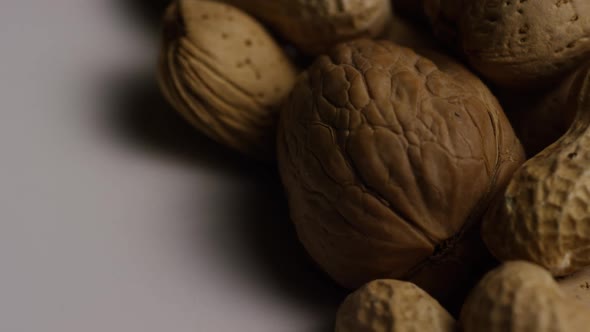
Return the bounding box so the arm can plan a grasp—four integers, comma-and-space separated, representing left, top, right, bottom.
277, 39, 524, 304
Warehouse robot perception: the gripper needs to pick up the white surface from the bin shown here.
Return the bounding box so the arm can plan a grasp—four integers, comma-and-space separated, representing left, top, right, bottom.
0, 1, 342, 331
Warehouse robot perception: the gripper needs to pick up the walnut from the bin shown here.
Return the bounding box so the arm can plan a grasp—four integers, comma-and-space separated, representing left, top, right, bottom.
277, 39, 524, 305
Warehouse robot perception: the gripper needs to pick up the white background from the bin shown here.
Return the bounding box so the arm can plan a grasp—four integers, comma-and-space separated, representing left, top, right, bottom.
0, 1, 344, 331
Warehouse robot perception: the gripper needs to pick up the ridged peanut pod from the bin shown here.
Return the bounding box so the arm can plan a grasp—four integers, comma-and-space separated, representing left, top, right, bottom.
461, 261, 590, 332
158, 0, 297, 159
335, 279, 456, 332
482, 62, 590, 276
221, 0, 392, 55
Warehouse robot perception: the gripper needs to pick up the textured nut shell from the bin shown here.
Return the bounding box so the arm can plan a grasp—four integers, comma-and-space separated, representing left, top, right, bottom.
558, 265, 590, 308
222, 0, 392, 55
459, 0, 590, 87
278, 40, 524, 297
335, 279, 456, 332
461, 261, 589, 332
483, 62, 590, 276
158, 0, 297, 159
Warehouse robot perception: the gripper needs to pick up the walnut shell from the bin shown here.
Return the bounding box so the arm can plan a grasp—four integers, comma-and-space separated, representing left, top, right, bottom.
222, 0, 392, 55
335, 279, 456, 332
158, 0, 297, 159
277, 39, 524, 303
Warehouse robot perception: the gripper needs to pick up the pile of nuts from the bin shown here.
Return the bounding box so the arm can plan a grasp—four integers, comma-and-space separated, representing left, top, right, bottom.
157, 0, 590, 330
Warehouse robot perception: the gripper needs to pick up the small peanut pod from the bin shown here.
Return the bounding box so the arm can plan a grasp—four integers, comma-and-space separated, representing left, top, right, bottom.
336, 279, 456, 332
461, 261, 590, 332
222, 0, 392, 55
158, 0, 297, 159
483, 62, 590, 276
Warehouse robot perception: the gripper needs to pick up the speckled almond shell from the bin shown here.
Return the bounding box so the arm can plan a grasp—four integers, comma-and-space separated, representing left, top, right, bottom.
277, 39, 524, 303
425, 0, 590, 87
158, 0, 297, 159
222, 0, 392, 55
482, 62, 590, 276
461, 261, 589, 332
335, 279, 456, 332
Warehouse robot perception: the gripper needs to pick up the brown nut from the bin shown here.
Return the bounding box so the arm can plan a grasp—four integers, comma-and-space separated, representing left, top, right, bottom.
222, 0, 392, 55
277, 39, 525, 304
157, 0, 297, 159
461, 261, 589, 332
557, 265, 590, 309
482, 62, 590, 276
335, 279, 456, 332
425, 0, 590, 88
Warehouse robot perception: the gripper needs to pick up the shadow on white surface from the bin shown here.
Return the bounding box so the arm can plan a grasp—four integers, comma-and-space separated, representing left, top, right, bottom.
116, 0, 170, 34
103, 68, 347, 330
99, 8, 350, 327
0, 1, 345, 331
100, 2, 350, 331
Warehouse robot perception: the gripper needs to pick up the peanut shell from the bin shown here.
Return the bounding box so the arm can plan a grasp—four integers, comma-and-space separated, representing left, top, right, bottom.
335, 279, 456, 332
482, 62, 590, 276
461, 261, 590, 332
222, 0, 392, 55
